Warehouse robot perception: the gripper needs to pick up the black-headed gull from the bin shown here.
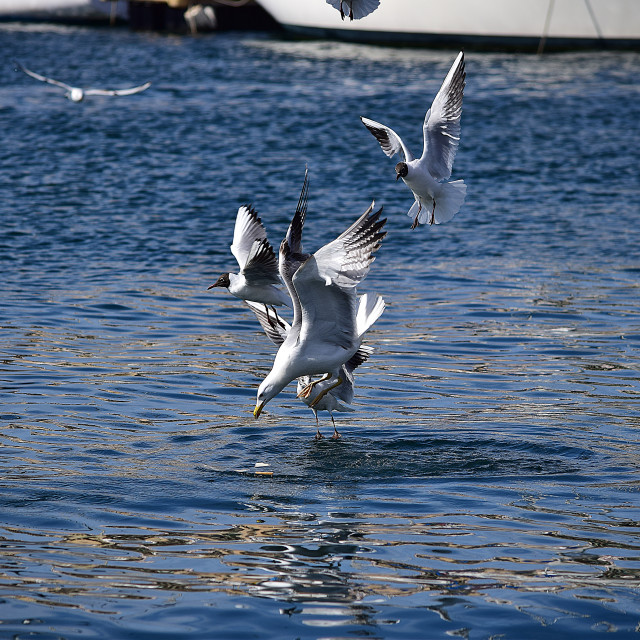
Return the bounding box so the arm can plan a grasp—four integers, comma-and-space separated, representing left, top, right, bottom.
361, 51, 466, 229
247, 292, 384, 438
253, 189, 386, 419
15, 61, 150, 103
208, 203, 291, 323
326, 0, 380, 20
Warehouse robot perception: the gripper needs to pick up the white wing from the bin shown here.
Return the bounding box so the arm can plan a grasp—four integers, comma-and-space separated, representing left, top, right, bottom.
230, 205, 270, 270
242, 239, 281, 286
422, 51, 465, 180
308, 201, 386, 290
15, 62, 72, 91
355, 292, 385, 338
84, 81, 151, 97
294, 263, 358, 352
292, 203, 386, 349
360, 116, 414, 162
245, 300, 290, 346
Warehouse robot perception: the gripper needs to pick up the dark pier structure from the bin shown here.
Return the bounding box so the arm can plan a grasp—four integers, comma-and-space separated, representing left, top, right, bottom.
127, 0, 279, 33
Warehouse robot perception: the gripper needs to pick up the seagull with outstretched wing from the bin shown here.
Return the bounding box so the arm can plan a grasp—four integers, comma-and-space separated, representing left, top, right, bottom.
208, 203, 292, 324
247, 292, 383, 439
253, 179, 386, 420
361, 51, 466, 229
15, 61, 150, 102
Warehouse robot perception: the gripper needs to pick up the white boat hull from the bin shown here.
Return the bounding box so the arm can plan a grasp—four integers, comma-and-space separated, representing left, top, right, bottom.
255, 0, 640, 49
0, 0, 125, 20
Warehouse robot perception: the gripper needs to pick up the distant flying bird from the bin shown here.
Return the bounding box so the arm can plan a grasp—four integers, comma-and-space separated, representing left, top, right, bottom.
14, 61, 151, 102
326, 0, 380, 20
208, 203, 291, 324
361, 51, 466, 229
253, 185, 386, 419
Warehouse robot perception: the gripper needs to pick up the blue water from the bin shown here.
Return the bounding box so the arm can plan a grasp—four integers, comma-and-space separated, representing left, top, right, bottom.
1, 23, 640, 639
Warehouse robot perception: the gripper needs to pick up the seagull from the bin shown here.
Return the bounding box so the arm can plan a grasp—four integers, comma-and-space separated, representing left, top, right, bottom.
253, 181, 386, 419
247, 292, 384, 438
208, 202, 292, 325
325, 0, 380, 20
361, 51, 466, 229
14, 61, 151, 103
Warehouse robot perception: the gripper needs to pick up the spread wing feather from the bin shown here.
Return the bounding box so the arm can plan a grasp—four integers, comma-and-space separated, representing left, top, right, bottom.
230, 205, 269, 269
85, 82, 151, 97
15, 61, 72, 91
309, 202, 386, 289
422, 51, 465, 180
245, 300, 289, 347
292, 203, 386, 350
279, 169, 311, 328
360, 116, 414, 162
242, 239, 281, 285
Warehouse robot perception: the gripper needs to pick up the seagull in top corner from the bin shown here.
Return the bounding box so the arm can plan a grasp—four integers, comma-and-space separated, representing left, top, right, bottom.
325, 0, 380, 20
361, 51, 466, 229
14, 61, 151, 103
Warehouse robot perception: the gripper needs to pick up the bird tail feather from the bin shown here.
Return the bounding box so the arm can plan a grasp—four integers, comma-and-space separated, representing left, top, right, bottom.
432, 179, 466, 224
356, 293, 385, 338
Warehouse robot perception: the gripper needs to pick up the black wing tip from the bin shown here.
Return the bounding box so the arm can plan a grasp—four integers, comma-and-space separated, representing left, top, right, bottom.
296, 166, 309, 217
346, 346, 373, 372
253, 237, 277, 260
240, 203, 265, 227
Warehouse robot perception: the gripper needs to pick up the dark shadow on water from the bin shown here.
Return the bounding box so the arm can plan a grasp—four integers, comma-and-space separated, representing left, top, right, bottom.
199, 428, 596, 486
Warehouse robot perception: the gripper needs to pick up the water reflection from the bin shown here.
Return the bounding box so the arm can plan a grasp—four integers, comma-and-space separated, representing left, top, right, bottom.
3, 501, 638, 634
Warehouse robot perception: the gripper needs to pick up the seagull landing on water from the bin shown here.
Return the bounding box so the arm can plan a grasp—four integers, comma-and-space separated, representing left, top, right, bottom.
14, 61, 151, 103
246, 293, 383, 439
361, 51, 466, 229
325, 0, 380, 20
253, 174, 386, 421
208, 203, 292, 325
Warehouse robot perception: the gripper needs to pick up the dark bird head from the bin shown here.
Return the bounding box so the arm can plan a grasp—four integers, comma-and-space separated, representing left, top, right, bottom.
208, 273, 230, 290
395, 162, 408, 181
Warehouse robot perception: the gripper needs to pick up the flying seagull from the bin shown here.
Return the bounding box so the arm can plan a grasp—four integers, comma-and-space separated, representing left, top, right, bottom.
325, 0, 380, 20
208, 202, 292, 325
253, 180, 386, 419
361, 51, 466, 229
15, 61, 151, 103
247, 292, 383, 439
